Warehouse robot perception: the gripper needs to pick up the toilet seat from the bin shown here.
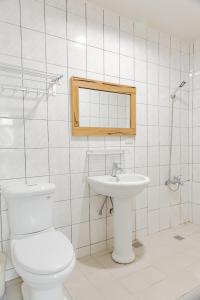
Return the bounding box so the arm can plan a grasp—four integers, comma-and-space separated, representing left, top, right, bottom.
13, 230, 74, 275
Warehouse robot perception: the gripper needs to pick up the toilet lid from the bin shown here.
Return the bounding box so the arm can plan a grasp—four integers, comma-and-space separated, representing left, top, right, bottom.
13, 231, 74, 275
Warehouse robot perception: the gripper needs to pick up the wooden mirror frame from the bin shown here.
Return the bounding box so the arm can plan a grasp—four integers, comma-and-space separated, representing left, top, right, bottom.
71, 77, 136, 136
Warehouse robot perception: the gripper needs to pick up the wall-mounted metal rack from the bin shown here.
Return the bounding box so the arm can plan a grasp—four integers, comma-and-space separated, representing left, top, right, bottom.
0, 62, 64, 98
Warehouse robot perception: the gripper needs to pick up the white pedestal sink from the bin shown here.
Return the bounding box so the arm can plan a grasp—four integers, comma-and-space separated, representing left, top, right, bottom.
88, 173, 150, 264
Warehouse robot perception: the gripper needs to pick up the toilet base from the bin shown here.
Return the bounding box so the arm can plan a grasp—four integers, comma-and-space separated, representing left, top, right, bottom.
22, 282, 70, 300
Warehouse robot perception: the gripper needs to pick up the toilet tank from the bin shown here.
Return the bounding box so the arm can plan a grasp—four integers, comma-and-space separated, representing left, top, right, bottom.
2, 183, 56, 237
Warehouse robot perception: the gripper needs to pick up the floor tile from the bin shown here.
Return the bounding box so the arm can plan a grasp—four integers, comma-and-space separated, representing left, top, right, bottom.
186, 260, 200, 280
120, 265, 165, 294
4, 223, 200, 300
96, 281, 135, 300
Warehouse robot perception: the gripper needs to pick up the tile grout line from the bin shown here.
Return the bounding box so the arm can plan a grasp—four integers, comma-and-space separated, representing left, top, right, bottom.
43, 0, 51, 185
85, 0, 93, 256
18, 0, 27, 184
65, 0, 74, 246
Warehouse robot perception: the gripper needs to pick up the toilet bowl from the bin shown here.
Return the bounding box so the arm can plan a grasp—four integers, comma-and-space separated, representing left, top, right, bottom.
11, 229, 75, 300
2, 183, 75, 300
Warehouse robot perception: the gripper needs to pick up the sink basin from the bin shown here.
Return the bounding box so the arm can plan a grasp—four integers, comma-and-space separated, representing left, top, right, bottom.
88, 173, 150, 264
88, 173, 150, 198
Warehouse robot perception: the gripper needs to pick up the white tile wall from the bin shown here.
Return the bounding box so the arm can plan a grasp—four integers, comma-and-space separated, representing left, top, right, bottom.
0, 0, 191, 281
191, 41, 200, 223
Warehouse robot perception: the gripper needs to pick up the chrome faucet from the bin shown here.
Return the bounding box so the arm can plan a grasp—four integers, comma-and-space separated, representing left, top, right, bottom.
111, 162, 123, 177
165, 174, 184, 187
174, 175, 184, 186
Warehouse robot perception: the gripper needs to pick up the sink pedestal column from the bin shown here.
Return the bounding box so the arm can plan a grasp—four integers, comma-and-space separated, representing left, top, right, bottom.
112, 196, 135, 264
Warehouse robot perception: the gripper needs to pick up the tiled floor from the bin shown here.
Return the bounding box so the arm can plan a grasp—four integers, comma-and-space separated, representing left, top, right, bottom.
4, 223, 200, 300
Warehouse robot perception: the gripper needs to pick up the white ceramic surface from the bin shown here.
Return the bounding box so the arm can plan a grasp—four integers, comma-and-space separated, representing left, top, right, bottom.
2, 183, 75, 300
88, 173, 150, 263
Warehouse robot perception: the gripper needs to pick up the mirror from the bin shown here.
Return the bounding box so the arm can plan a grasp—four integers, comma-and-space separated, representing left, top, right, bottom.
71, 77, 136, 136
79, 89, 130, 128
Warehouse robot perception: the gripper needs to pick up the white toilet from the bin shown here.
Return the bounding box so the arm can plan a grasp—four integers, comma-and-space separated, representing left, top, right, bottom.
2, 183, 75, 300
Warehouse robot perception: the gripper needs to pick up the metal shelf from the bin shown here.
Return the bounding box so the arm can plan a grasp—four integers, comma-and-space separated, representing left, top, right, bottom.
0, 62, 64, 98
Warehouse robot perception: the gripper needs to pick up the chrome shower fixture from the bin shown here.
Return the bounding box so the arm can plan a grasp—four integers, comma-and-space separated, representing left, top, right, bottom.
179, 81, 186, 87
170, 81, 186, 100
166, 80, 187, 192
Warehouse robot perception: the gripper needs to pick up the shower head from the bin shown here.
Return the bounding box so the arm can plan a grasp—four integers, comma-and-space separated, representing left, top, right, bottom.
179, 81, 186, 88
171, 81, 187, 100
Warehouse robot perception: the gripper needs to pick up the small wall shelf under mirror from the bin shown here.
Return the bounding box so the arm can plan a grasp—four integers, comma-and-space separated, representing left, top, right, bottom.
87, 149, 128, 156
71, 77, 136, 136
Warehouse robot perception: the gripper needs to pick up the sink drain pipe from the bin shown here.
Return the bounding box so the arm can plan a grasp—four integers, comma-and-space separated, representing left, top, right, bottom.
99, 196, 113, 215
